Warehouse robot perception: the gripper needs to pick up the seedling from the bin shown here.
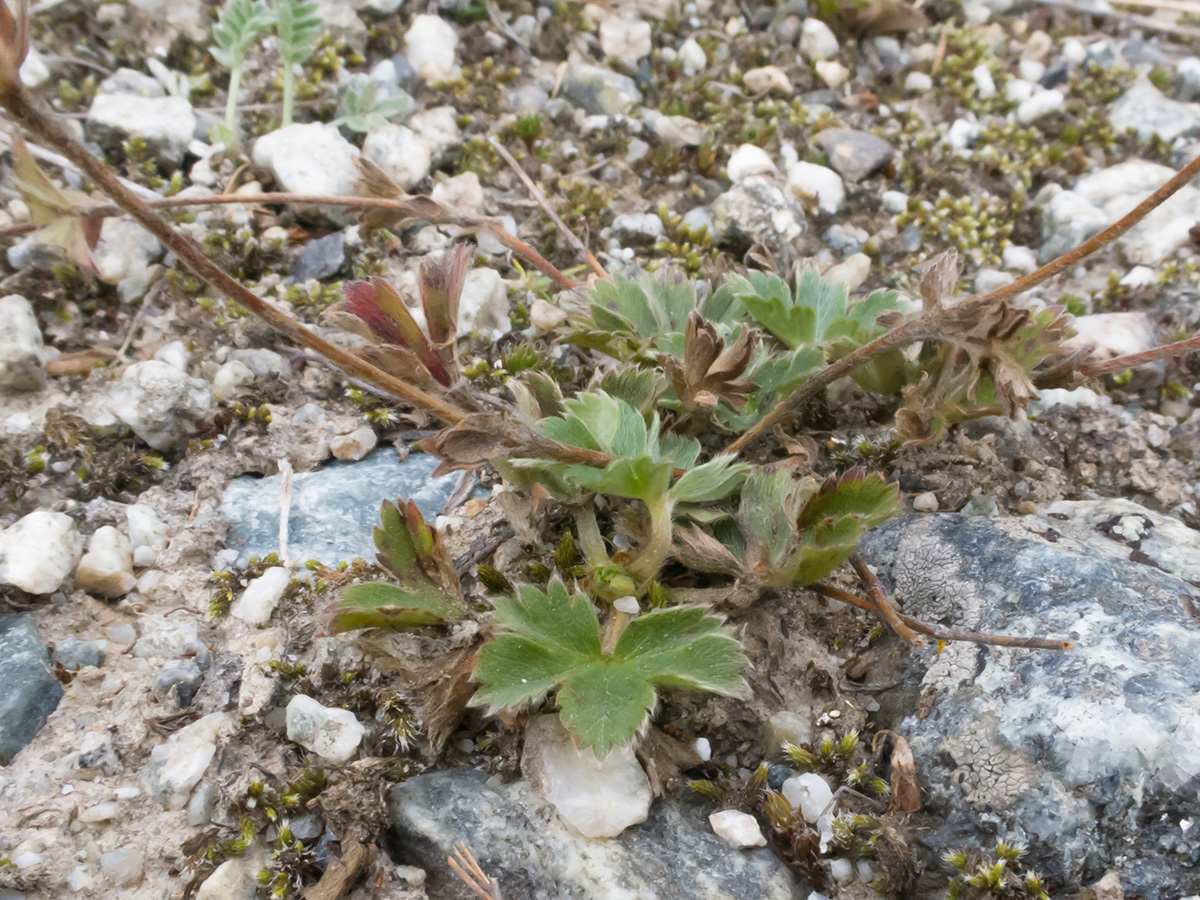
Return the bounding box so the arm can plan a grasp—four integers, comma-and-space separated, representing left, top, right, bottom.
210, 0, 273, 146
272, 0, 322, 127
332, 81, 413, 133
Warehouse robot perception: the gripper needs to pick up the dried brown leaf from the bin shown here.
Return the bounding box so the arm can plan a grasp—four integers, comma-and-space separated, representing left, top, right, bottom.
664, 312, 757, 412
0, 0, 28, 88
421, 414, 532, 475
876, 731, 922, 814
11, 134, 106, 272
917, 250, 961, 312
672, 525, 744, 576
422, 645, 481, 757
45, 348, 114, 376
839, 0, 927, 37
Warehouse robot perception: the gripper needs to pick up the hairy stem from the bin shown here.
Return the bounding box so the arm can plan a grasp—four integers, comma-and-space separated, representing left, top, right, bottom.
280, 63, 295, 127
574, 503, 610, 569
0, 79, 467, 425
224, 63, 243, 137
724, 317, 937, 457
629, 497, 675, 590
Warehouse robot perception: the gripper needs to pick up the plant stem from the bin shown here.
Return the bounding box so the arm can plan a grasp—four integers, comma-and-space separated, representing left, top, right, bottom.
224, 63, 243, 136
574, 503, 610, 568
723, 316, 937, 457
0, 78, 467, 425
629, 497, 675, 589
0, 189, 578, 293
280, 62, 294, 127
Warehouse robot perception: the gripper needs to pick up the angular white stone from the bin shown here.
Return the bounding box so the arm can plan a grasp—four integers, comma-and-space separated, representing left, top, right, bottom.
75, 526, 136, 598
105, 360, 212, 450
905, 71, 932, 93
405, 14, 459, 83
815, 60, 849, 90
0, 511, 83, 594
913, 491, 939, 512
744, 66, 792, 95
286, 694, 365, 764
787, 162, 844, 214
363, 125, 432, 191
799, 18, 839, 62
824, 253, 870, 292
253, 124, 361, 223
726, 144, 777, 182
87, 94, 196, 164
196, 855, 262, 900
0, 294, 45, 392
232, 567, 291, 627
144, 713, 229, 809
679, 37, 707, 76
782, 772, 834, 823
330, 426, 378, 461
212, 359, 255, 402
709, 809, 767, 848
521, 715, 652, 838
530, 298, 568, 334
600, 17, 652, 64
457, 268, 510, 339
1016, 89, 1064, 124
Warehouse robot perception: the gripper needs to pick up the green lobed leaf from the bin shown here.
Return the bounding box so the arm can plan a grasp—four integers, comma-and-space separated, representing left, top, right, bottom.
669, 455, 748, 504
472, 583, 748, 755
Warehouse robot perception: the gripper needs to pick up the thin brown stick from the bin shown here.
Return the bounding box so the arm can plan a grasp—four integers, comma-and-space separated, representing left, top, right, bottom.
724, 316, 937, 456
810, 582, 1074, 650
979, 151, 1200, 306
0, 184, 578, 293
1080, 333, 1200, 378
488, 136, 609, 282
447, 842, 503, 900
850, 555, 923, 646
0, 81, 469, 425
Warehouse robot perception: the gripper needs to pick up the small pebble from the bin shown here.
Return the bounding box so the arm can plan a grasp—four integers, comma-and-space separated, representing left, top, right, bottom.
913, 491, 939, 512
709, 809, 768, 848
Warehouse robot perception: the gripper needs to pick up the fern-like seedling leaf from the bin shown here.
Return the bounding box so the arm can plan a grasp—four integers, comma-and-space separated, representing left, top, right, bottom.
273, 0, 322, 64
212, 0, 272, 69
472, 582, 748, 755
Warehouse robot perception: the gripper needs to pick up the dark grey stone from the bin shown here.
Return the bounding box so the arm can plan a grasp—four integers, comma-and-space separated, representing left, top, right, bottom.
290, 232, 345, 283
152, 660, 203, 708
388, 768, 802, 899
0, 614, 63, 765
53, 637, 107, 670
813, 128, 895, 182
561, 62, 642, 115
858, 504, 1200, 900
220, 450, 468, 566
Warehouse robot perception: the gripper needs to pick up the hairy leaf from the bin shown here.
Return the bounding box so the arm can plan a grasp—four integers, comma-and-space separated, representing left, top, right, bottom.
272, 0, 322, 64
326, 581, 462, 633
669, 455, 748, 504
211, 0, 272, 68
472, 582, 747, 754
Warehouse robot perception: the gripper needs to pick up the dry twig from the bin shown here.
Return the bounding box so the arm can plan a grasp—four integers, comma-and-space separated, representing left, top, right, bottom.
809, 581, 1074, 651
489, 136, 609, 282
851, 554, 923, 646
447, 842, 503, 900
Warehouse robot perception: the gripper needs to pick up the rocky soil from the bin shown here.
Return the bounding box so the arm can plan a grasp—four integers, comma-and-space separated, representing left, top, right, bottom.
1, 1, 1200, 899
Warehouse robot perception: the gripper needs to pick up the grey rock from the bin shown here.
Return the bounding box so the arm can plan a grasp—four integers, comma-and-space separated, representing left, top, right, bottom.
1109, 80, 1200, 143
611, 212, 665, 245
388, 768, 802, 899
105, 360, 213, 450
1036, 186, 1110, 263
290, 232, 345, 283
86, 94, 196, 166
713, 176, 806, 269
252, 124, 361, 225
561, 61, 643, 115
0, 614, 63, 765
220, 450, 468, 566
505, 83, 550, 112
98, 67, 165, 97
812, 129, 895, 182
1179, 57, 1200, 101
53, 637, 107, 670
858, 504, 1200, 899
152, 660, 203, 707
